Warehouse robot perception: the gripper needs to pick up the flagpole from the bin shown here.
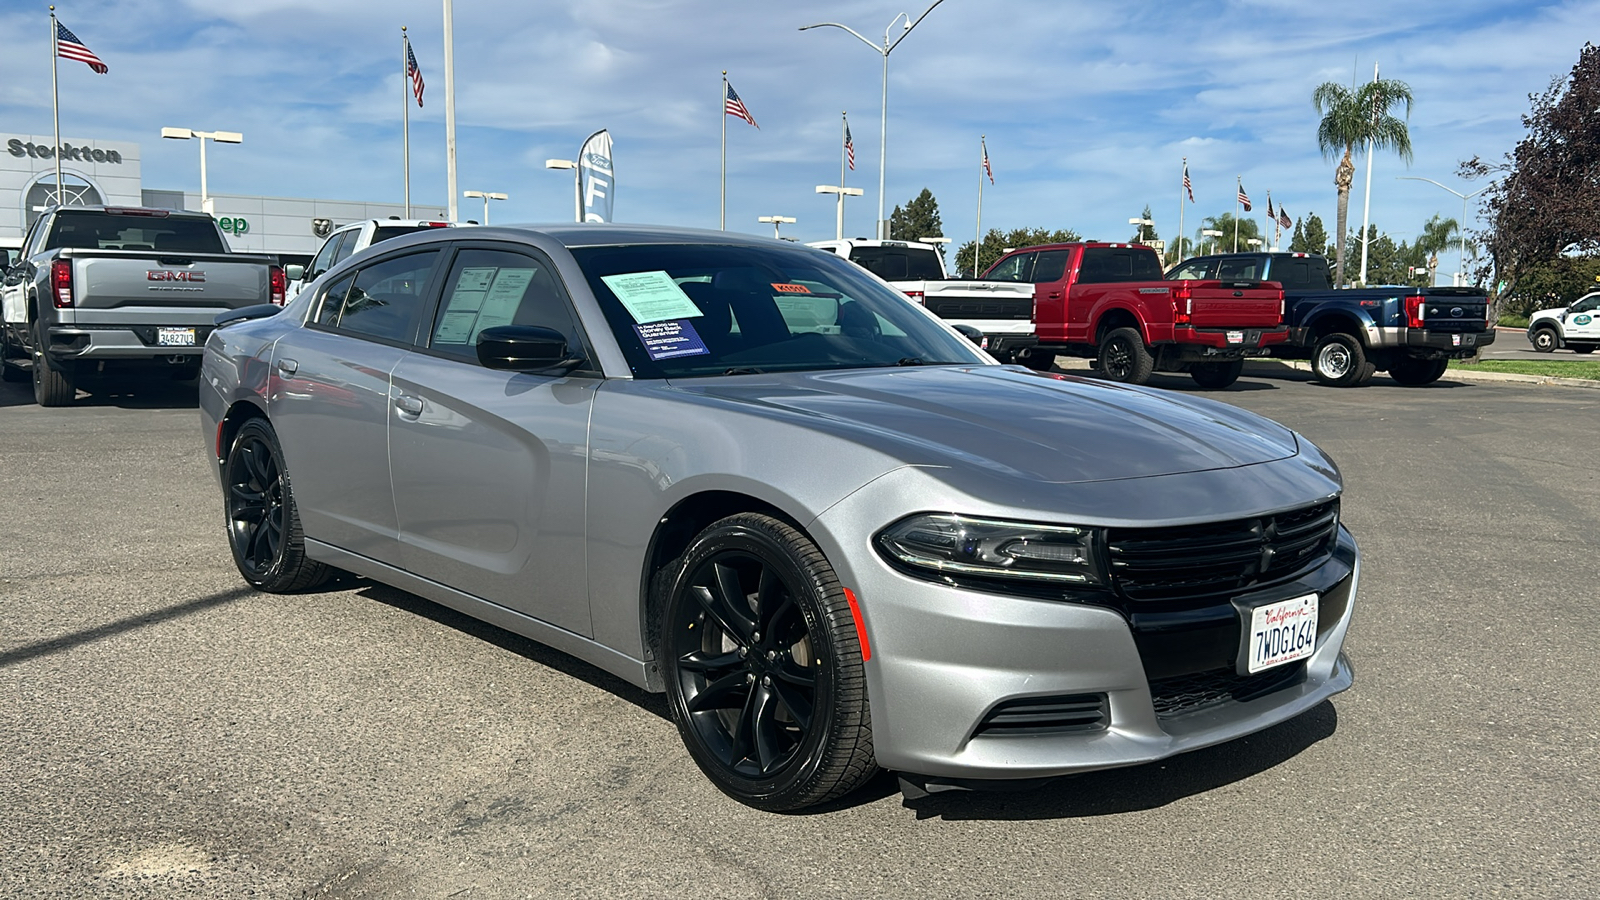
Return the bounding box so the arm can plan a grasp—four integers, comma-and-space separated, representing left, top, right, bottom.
720, 72, 727, 230
974, 136, 984, 278
1178, 158, 1186, 265
1234, 176, 1241, 253
1358, 61, 1378, 286
402, 27, 411, 218
50, 7, 63, 207
443, 0, 458, 224
837, 112, 848, 240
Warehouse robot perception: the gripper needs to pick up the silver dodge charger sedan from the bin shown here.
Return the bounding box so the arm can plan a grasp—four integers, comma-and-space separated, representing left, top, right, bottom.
199, 224, 1356, 811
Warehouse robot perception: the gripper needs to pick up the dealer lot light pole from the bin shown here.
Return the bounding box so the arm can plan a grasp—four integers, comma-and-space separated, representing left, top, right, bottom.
800, 0, 947, 241
463, 190, 507, 225
160, 127, 242, 214
1397, 176, 1492, 287
758, 215, 797, 239
545, 159, 581, 223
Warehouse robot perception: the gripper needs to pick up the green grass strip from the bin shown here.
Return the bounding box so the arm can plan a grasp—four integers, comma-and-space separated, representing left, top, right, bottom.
1450, 360, 1600, 380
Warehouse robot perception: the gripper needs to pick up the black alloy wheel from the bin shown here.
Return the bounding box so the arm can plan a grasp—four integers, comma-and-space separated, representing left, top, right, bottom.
1190, 359, 1244, 389
1530, 327, 1558, 352
661, 514, 875, 811
1095, 327, 1154, 384
223, 419, 330, 592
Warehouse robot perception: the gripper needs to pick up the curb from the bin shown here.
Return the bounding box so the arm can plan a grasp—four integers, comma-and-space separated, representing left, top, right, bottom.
1245, 358, 1600, 390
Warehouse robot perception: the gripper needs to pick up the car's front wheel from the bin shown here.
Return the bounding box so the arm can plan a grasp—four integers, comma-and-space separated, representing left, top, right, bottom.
660, 513, 876, 811
1530, 327, 1558, 352
223, 419, 332, 592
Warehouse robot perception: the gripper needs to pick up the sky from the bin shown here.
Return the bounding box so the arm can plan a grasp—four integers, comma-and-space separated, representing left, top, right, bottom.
2, 0, 1595, 274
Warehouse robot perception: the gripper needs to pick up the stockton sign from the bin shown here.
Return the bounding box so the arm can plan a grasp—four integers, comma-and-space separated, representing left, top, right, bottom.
7, 139, 123, 164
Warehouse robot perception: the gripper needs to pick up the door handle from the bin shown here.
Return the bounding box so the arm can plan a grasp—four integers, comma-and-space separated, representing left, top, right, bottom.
1048, 291, 1062, 300
394, 394, 424, 416
275, 358, 298, 375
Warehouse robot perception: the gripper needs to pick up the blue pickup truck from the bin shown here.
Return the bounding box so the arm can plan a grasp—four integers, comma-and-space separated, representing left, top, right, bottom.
1170, 252, 1494, 387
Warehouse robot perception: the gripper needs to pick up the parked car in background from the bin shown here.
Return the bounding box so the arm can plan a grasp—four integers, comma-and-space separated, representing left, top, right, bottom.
200, 224, 1356, 811
285, 217, 454, 300
983, 242, 1289, 388
808, 238, 1037, 361
0, 205, 283, 406
1171, 252, 1494, 386
1526, 291, 1600, 353
0, 237, 21, 270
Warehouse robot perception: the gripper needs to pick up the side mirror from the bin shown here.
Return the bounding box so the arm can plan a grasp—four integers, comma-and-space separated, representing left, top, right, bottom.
951, 323, 984, 346
284, 264, 305, 281
476, 325, 582, 371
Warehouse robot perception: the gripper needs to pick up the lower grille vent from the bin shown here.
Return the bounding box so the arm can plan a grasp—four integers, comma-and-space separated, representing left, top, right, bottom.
1149, 663, 1305, 718
975, 693, 1108, 737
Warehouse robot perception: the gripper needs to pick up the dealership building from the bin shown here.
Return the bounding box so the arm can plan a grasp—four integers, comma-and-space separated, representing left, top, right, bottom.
2, 131, 446, 265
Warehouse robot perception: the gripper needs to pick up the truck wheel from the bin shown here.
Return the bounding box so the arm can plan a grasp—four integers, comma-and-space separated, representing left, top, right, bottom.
1530, 327, 1558, 352
1571, 345, 1595, 354
1189, 360, 1244, 389
1096, 328, 1154, 384
1311, 333, 1369, 387
1017, 348, 1055, 372
1388, 356, 1448, 386
31, 323, 76, 406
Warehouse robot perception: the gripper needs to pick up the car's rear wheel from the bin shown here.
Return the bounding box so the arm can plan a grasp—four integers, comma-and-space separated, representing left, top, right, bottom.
1095, 327, 1154, 384
1530, 327, 1558, 352
1311, 333, 1368, 387
1571, 345, 1595, 354
1189, 359, 1244, 389
660, 513, 875, 811
31, 322, 75, 406
1387, 356, 1449, 386
223, 419, 331, 592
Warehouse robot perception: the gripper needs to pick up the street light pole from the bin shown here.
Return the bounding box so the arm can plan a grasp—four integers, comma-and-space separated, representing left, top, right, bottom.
800, 0, 947, 241
815, 184, 864, 239
545, 159, 581, 223
463, 190, 507, 224
160, 127, 243, 213
1397, 176, 1492, 287
1201, 228, 1223, 256
758, 215, 797, 239
1128, 217, 1153, 244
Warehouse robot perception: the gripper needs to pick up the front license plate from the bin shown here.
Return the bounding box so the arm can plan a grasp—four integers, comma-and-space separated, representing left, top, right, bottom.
1246, 593, 1319, 674
157, 327, 196, 346
1226, 330, 1245, 344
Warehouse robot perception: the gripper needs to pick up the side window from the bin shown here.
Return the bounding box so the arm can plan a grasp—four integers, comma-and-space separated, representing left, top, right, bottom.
1273, 260, 1312, 290
1171, 259, 1213, 280
1031, 250, 1072, 284
308, 232, 344, 279
1079, 248, 1165, 284
1217, 258, 1261, 280
322, 250, 439, 342
428, 247, 587, 364
986, 252, 1035, 283
1570, 295, 1600, 313
331, 228, 362, 265
315, 273, 356, 326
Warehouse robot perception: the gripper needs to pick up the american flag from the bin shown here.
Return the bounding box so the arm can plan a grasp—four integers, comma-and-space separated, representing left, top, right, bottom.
844, 120, 855, 171
1278, 207, 1292, 230
1266, 194, 1275, 221
1182, 160, 1194, 203
725, 81, 758, 128
406, 38, 425, 107
55, 20, 107, 74
1237, 181, 1252, 212
982, 138, 994, 184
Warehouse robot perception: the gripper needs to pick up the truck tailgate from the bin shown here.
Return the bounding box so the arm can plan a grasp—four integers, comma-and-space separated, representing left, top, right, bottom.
71, 250, 272, 312
1420, 289, 1491, 333
1187, 281, 1283, 327
916, 280, 1035, 321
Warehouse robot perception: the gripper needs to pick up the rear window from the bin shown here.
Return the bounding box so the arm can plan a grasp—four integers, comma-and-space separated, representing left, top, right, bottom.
846, 246, 946, 281
1266, 256, 1331, 291
1077, 247, 1164, 284
47, 211, 225, 254
372, 225, 444, 244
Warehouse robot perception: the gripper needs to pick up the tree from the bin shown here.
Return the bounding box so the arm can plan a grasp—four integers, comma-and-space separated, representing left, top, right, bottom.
1413, 214, 1476, 285
1313, 75, 1415, 287
955, 226, 1082, 278
1461, 42, 1600, 300
888, 188, 943, 243
1195, 213, 1260, 255
1290, 213, 1333, 258
1352, 225, 1426, 286
1499, 257, 1600, 316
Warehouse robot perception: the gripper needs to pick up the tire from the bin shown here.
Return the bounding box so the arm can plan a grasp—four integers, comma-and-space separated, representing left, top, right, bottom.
1189, 359, 1244, 389
1016, 349, 1055, 372
1388, 356, 1448, 386
223, 419, 332, 592
1530, 327, 1558, 353
1311, 333, 1369, 387
659, 513, 876, 812
1095, 327, 1154, 384
1572, 345, 1595, 355
31, 322, 75, 406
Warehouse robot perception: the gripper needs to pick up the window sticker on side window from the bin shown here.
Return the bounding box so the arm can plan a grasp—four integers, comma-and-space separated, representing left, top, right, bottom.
601, 270, 703, 323
633, 319, 710, 360
434, 266, 538, 345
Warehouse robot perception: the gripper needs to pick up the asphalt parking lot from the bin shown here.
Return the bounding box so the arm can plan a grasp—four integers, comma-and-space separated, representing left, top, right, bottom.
3, 366, 1598, 899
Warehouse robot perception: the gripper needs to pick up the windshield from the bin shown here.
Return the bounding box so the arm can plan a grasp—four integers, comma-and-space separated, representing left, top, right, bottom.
847, 245, 947, 281
571, 243, 987, 378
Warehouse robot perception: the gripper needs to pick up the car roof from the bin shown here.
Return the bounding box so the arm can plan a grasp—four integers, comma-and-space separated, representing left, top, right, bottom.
380, 222, 814, 250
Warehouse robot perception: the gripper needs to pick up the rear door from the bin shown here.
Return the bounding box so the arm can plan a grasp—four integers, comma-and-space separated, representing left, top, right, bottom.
388, 242, 598, 636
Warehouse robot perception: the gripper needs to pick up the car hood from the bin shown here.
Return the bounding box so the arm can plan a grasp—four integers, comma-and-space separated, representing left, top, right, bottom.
668, 366, 1299, 484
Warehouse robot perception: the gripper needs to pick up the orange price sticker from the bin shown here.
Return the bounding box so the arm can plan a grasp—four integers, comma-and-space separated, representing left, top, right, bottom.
771, 283, 812, 294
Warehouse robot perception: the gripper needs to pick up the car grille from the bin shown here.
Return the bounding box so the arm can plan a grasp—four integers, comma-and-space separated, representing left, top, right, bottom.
1105, 499, 1339, 602
974, 693, 1108, 737
1149, 662, 1306, 718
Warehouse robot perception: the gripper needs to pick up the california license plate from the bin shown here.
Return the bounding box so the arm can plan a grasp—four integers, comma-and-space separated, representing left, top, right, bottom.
157, 327, 196, 346
1245, 593, 1319, 674
1226, 331, 1245, 344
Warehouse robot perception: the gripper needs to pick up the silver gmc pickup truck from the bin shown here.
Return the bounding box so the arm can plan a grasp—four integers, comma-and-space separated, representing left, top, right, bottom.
0, 205, 283, 406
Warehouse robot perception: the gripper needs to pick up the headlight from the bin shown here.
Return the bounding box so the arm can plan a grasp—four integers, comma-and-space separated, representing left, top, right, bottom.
875, 514, 1104, 586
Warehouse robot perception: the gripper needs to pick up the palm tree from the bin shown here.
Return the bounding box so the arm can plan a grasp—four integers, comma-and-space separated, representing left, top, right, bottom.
1414, 214, 1479, 285
1313, 77, 1414, 287
1196, 213, 1260, 255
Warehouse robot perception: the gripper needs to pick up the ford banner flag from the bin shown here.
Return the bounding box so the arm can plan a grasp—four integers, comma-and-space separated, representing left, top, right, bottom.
579, 129, 614, 223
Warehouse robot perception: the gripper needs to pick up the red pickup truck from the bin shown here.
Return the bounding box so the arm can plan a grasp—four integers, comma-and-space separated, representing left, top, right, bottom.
982, 242, 1288, 388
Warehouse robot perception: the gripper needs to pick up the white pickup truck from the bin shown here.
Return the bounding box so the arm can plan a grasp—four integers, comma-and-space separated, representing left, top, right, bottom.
807, 238, 1038, 362
285, 218, 455, 300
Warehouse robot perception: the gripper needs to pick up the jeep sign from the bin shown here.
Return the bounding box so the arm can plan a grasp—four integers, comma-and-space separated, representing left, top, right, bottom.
218, 217, 250, 236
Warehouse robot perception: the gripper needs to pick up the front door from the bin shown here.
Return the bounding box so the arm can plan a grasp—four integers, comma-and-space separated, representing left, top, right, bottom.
389, 245, 597, 636
1563, 293, 1600, 342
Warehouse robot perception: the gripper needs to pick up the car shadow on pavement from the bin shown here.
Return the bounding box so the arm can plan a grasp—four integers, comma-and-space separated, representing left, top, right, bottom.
0, 585, 259, 668
357, 582, 672, 722
71, 376, 202, 409
899, 700, 1339, 821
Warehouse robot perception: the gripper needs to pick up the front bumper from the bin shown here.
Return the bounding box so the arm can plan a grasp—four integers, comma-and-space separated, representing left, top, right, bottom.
812, 474, 1356, 782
